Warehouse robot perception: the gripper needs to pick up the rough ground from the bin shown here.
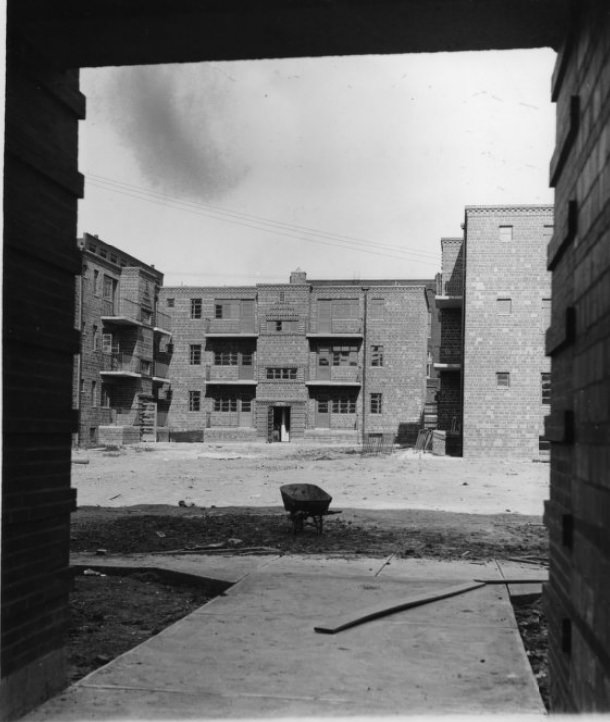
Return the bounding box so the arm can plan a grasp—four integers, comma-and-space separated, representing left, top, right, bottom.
69, 442, 550, 705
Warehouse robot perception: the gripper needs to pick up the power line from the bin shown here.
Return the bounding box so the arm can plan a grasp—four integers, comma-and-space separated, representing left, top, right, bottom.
84, 173, 440, 267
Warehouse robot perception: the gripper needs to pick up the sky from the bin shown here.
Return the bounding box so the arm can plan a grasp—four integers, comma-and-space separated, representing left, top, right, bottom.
78, 49, 557, 287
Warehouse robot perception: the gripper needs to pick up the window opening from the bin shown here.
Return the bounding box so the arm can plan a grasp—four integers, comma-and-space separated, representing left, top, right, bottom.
189, 390, 201, 411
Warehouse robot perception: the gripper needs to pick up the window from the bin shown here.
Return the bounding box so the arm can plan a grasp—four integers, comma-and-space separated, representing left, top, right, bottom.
92, 325, 99, 351
214, 347, 239, 365
110, 253, 118, 264
102, 333, 113, 354
318, 397, 329, 413
542, 372, 551, 404
93, 270, 99, 295
499, 225, 513, 242
332, 344, 358, 366
214, 395, 238, 412
371, 345, 384, 366
542, 224, 554, 240
241, 398, 252, 413
101, 385, 111, 408
99, 248, 107, 259
268, 320, 297, 333
103, 275, 116, 300
279, 291, 285, 302
80, 378, 85, 395
427, 351, 433, 378
189, 391, 201, 411
166, 298, 174, 308
370, 393, 382, 414
91, 380, 97, 406
241, 351, 253, 366
497, 297, 512, 315
190, 298, 202, 319
140, 360, 152, 376
331, 395, 357, 414
215, 300, 240, 319
332, 299, 359, 319
267, 367, 297, 380
496, 372, 510, 388
190, 344, 202, 365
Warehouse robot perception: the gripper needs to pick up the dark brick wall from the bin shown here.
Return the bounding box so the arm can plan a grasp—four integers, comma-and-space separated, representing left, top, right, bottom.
544, 0, 610, 710
2, 33, 82, 718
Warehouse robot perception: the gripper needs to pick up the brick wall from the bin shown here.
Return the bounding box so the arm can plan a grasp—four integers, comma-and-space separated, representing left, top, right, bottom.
363, 286, 428, 436
462, 206, 553, 458
544, 0, 610, 710
441, 238, 465, 296
161, 280, 430, 442
2, 40, 82, 718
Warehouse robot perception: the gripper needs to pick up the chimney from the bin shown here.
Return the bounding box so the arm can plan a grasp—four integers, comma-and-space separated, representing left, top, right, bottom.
290, 268, 306, 284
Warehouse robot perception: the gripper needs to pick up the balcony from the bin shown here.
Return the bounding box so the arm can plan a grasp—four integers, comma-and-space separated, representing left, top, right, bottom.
101, 298, 154, 327
205, 364, 257, 385
154, 310, 172, 336
306, 320, 364, 338
205, 318, 258, 337
100, 352, 145, 378
305, 366, 362, 386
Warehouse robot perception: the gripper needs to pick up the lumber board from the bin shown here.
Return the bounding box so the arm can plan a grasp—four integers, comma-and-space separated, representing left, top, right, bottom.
313, 581, 485, 634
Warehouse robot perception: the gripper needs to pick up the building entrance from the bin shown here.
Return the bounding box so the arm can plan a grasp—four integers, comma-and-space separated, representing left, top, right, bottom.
268, 406, 291, 442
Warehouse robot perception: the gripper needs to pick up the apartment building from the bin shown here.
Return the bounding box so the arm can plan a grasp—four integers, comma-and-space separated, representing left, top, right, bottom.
435, 205, 553, 457
73, 233, 172, 446
160, 270, 433, 443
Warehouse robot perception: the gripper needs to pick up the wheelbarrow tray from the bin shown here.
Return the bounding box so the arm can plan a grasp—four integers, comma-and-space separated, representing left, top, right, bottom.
280, 483, 332, 515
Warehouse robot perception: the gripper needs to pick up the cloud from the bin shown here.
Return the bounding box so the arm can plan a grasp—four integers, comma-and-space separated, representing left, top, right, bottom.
106, 64, 250, 199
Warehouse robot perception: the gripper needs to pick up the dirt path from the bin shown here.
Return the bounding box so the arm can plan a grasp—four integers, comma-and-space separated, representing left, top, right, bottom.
72, 442, 549, 516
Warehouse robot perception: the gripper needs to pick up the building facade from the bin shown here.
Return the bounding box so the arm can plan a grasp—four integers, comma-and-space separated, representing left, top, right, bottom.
73, 233, 172, 447
435, 205, 553, 458
160, 271, 432, 444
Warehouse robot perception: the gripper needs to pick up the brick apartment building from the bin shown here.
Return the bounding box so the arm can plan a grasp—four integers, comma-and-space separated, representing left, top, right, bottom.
435, 205, 553, 457
159, 270, 433, 443
73, 233, 172, 447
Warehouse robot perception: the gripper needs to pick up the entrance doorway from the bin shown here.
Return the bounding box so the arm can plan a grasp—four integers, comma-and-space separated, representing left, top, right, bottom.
268, 406, 291, 442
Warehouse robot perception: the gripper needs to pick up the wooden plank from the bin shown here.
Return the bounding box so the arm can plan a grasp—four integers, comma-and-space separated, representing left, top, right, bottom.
314, 581, 484, 635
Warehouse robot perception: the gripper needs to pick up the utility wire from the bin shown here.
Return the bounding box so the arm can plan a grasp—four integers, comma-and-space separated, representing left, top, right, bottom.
85, 173, 440, 266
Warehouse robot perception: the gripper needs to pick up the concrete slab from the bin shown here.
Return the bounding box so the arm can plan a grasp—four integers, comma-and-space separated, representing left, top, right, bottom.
71, 552, 281, 584
27, 566, 544, 719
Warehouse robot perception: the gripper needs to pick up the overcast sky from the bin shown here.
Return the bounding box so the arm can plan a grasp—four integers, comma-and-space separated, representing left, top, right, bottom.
78, 49, 556, 287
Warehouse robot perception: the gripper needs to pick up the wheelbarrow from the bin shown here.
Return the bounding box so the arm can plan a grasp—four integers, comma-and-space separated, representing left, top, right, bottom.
280, 483, 341, 535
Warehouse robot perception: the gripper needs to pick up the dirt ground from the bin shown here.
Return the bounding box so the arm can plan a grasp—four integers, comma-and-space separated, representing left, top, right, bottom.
72, 441, 549, 515
69, 442, 550, 706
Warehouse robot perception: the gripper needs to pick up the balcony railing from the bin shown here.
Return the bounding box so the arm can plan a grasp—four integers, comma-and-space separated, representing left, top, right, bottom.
307, 319, 363, 336
205, 317, 257, 335
306, 366, 362, 384
100, 352, 145, 376
205, 364, 257, 383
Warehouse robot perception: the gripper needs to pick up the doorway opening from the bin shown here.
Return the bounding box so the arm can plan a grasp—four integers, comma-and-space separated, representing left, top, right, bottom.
269, 406, 291, 443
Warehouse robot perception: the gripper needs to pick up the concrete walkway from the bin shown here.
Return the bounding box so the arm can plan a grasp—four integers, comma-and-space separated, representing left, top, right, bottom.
25, 554, 547, 719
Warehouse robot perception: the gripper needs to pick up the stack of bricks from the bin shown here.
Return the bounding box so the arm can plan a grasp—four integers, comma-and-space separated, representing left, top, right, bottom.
544, 0, 610, 710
